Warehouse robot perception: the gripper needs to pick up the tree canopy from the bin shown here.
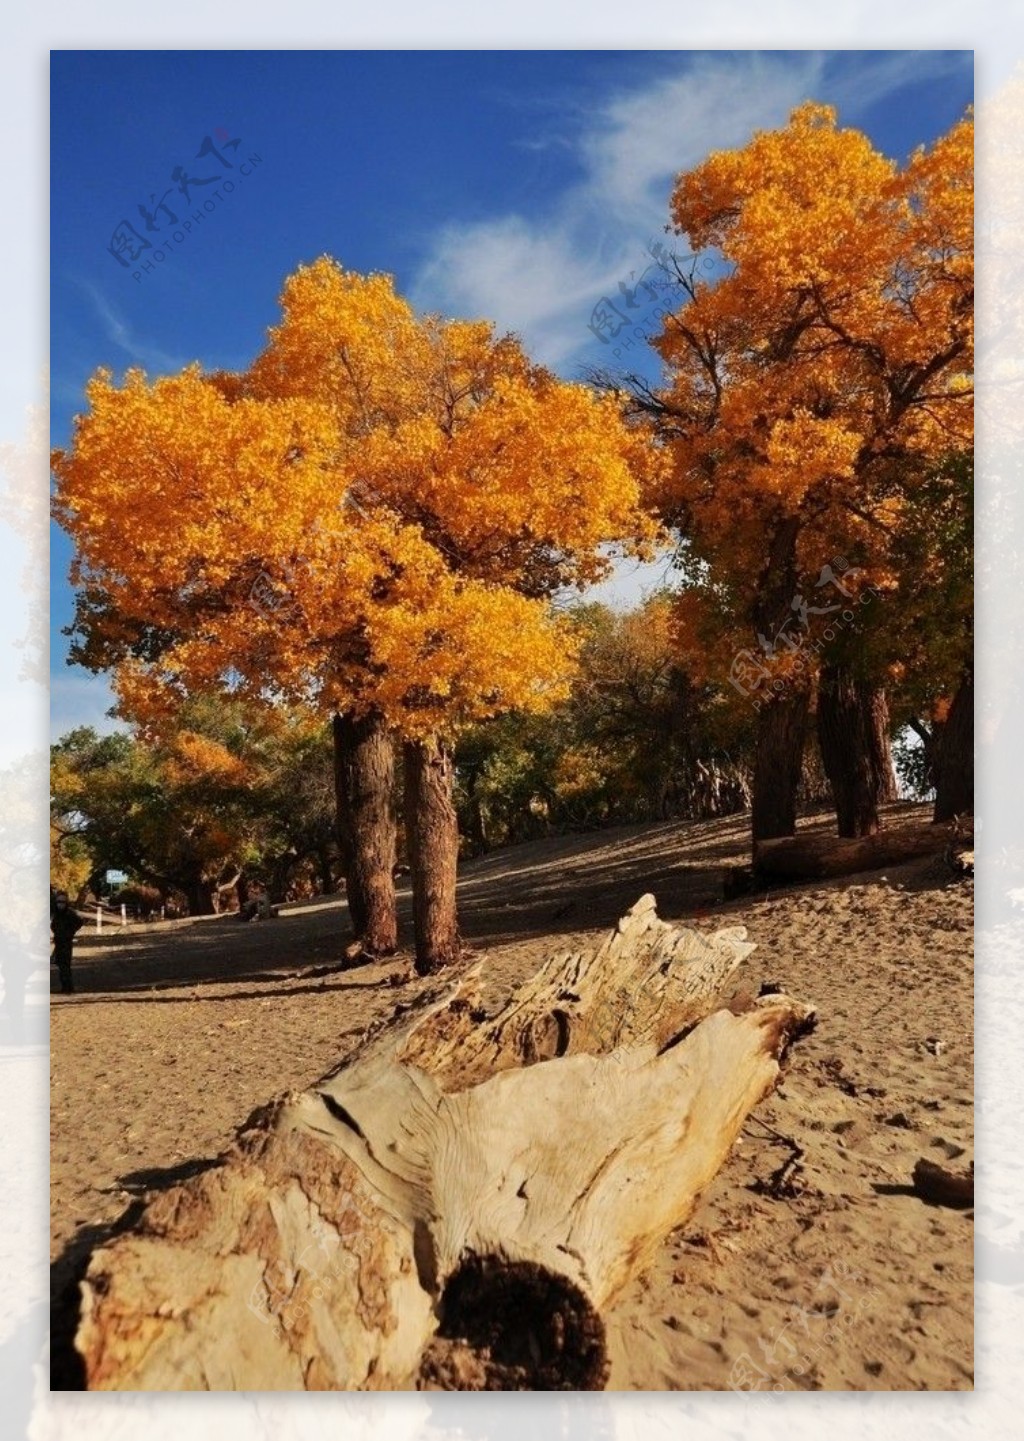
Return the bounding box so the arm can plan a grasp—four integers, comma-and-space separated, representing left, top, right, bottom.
50, 699, 340, 913
54, 257, 658, 743
636, 102, 973, 694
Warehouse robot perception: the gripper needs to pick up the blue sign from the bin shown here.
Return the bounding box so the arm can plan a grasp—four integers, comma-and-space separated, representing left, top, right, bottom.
105, 869, 129, 886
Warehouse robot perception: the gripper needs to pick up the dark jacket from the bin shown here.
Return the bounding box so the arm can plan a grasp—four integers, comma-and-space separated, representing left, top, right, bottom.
51, 907, 84, 950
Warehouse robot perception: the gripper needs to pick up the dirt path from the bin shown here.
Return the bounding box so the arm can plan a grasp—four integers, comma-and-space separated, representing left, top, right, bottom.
50, 804, 973, 1390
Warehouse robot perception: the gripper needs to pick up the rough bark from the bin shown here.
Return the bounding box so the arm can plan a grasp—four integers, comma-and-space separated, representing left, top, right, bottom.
71, 895, 814, 1392
752, 688, 811, 842
332, 712, 397, 956
750, 516, 808, 844
753, 817, 947, 882
816, 665, 897, 837
934, 664, 974, 823
404, 736, 460, 974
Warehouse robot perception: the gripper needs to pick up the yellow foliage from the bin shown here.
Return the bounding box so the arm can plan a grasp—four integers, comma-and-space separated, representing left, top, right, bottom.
552, 745, 606, 800
653, 103, 973, 676
50, 821, 92, 898
53, 258, 650, 741
164, 731, 251, 788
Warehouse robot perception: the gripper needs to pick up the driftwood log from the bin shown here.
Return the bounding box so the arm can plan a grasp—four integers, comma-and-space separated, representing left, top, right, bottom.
753, 819, 949, 883
74, 895, 814, 1391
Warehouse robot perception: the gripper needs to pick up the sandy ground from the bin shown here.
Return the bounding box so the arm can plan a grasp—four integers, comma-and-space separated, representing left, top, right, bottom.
49, 803, 973, 1391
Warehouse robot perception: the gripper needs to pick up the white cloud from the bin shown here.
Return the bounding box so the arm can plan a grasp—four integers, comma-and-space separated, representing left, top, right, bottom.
577, 52, 827, 224
568, 550, 679, 612
411, 53, 825, 368
411, 51, 968, 372
415, 213, 621, 370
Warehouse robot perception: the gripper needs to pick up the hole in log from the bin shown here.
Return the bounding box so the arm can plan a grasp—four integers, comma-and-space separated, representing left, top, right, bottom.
523, 1009, 572, 1065
320, 1092, 367, 1140
426, 1254, 608, 1390
412, 1218, 439, 1294
551, 1008, 571, 1058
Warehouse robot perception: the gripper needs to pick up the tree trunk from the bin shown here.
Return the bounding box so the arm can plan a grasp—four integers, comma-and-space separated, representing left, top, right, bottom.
332, 712, 397, 956
404, 735, 460, 974
816, 665, 897, 837
70, 895, 815, 1391
750, 516, 807, 844
464, 769, 490, 856
213, 871, 243, 913
315, 846, 336, 895
908, 717, 942, 793
268, 852, 296, 905
752, 688, 810, 841
934, 664, 974, 823
183, 878, 216, 916
753, 815, 947, 882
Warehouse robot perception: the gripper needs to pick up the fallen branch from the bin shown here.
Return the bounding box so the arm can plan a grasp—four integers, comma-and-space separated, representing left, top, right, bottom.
753, 820, 947, 883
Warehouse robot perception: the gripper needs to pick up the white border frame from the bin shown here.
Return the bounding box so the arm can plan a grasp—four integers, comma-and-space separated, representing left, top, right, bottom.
4, 12, 1017, 1437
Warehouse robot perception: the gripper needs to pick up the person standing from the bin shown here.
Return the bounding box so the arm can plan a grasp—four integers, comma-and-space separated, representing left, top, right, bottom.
50, 891, 84, 995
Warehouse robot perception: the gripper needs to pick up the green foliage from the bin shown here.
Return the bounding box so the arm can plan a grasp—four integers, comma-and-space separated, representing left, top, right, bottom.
891, 731, 936, 802
50, 699, 340, 910
454, 598, 755, 853
886, 450, 973, 723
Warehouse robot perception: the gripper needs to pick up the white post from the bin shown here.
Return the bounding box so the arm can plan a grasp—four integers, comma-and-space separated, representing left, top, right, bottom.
121, 903, 127, 927
95, 902, 103, 932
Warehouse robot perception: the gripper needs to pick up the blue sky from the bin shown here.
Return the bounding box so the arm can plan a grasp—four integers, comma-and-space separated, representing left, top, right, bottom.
50, 48, 973, 737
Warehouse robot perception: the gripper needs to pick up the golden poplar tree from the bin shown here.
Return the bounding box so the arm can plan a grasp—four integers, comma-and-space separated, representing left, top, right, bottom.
53, 258, 655, 968
643, 103, 972, 840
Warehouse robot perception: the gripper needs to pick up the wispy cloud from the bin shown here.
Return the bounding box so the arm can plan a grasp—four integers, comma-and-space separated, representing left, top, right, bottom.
576, 52, 827, 225
411, 51, 967, 372
825, 48, 972, 122
77, 282, 189, 373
